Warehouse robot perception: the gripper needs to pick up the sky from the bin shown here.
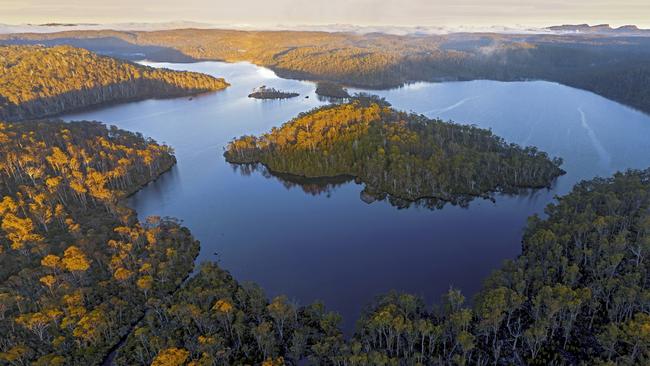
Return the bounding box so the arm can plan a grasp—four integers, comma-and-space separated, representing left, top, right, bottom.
2, 0, 649, 28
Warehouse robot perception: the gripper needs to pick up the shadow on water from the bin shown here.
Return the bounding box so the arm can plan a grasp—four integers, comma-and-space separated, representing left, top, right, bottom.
230, 162, 557, 211
230, 162, 354, 198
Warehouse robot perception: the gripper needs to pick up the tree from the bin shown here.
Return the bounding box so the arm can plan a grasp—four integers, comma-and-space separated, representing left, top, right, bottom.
73, 308, 109, 345
137, 275, 153, 297
151, 347, 190, 366
62, 246, 91, 273
16, 312, 50, 341
41, 254, 62, 272
113, 267, 133, 282
268, 296, 294, 340
39, 275, 57, 295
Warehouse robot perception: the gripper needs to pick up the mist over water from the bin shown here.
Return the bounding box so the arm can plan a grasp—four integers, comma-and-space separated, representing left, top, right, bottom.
62, 61, 650, 332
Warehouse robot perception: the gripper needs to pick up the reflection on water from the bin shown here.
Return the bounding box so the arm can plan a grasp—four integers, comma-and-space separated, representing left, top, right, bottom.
315, 95, 351, 104
232, 162, 560, 211
62, 61, 650, 333
238, 162, 483, 210
231, 163, 354, 198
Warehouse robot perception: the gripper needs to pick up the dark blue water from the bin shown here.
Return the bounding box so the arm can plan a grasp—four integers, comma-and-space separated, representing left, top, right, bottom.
62, 61, 650, 332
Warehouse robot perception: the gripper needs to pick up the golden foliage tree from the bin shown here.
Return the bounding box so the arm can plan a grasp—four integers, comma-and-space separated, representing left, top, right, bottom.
151, 347, 190, 366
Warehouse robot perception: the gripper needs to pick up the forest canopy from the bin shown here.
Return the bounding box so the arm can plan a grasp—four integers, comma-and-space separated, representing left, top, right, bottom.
0, 120, 199, 365
225, 99, 565, 208
0, 45, 229, 121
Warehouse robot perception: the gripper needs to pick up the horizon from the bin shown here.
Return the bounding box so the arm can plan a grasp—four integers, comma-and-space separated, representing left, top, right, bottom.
0, 20, 648, 36
3, 0, 650, 29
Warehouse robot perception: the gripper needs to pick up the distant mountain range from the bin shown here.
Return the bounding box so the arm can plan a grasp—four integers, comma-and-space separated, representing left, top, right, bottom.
548, 23, 650, 35
0, 21, 220, 34
0, 21, 648, 36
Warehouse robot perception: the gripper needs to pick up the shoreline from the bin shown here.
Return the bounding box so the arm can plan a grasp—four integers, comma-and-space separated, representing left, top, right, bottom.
2, 87, 228, 123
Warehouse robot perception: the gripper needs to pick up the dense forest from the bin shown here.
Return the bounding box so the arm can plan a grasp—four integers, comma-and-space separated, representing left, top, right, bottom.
340, 169, 650, 365
0, 120, 199, 365
74, 169, 650, 365
225, 98, 564, 207
114, 262, 344, 365
2, 29, 650, 113
0, 45, 229, 121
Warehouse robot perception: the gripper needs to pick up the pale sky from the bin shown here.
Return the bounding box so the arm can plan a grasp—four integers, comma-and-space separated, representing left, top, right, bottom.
2, 0, 649, 28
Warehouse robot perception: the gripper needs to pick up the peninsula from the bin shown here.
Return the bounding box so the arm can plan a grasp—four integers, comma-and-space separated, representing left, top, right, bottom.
0, 45, 229, 121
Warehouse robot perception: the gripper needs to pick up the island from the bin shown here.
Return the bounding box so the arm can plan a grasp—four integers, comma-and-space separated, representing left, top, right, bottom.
315, 81, 351, 99
225, 97, 565, 207
248, 86, 299, 99
0, 45, 229, 121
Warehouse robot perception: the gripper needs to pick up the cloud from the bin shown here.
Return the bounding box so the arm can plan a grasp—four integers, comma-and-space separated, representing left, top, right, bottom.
1, 0, 648, 27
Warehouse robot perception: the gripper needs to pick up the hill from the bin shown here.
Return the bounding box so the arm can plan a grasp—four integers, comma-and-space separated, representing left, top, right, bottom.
0, 45, 229, 121
0, 120, 199, 365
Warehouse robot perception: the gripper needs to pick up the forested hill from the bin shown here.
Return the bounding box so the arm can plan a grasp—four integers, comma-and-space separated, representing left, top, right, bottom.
225, 98, 565, 208
0, 120, 199, 365
2, 29, 650, 114
0, 45, 229, 121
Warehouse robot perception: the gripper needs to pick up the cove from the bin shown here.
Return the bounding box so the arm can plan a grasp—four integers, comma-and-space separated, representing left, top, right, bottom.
61, 60, 650, 332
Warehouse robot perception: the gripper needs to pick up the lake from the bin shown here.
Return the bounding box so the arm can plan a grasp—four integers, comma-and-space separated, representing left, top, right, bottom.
62, 61, 650, 332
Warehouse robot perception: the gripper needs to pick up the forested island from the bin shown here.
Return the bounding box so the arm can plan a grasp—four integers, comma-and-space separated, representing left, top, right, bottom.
225, 98, 565, 207
315, 81, 350, 99
0, 45, 229, 121
3, 29, 650, 114
0, 120, 199, 365
248, 86, 299, 99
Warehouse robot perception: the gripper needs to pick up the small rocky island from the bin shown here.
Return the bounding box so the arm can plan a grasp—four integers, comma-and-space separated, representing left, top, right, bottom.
248, 85, 299, 99
225, 97, 565, 208
315, 81, 351, 99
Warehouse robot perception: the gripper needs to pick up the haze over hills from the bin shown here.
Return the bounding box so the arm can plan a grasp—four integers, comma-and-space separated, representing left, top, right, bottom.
3, 27, 650, 115
1, 22, 648, 36
548, 23, 650, 35
0, 21, 222, 34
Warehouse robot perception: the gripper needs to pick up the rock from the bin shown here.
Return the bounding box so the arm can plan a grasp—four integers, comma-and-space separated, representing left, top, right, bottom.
360, 189, 377, 204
